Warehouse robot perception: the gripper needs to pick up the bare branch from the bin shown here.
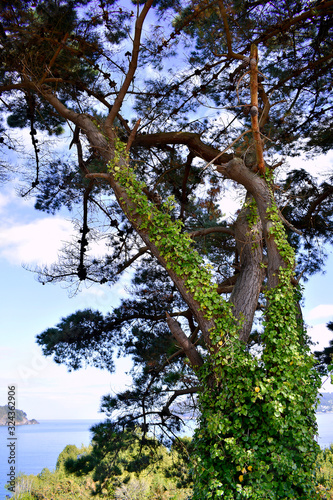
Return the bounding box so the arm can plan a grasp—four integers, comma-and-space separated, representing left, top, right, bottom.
104, 0, 154, 138
39, 33, 69, 85
258, 82, 271, 128
117, 113, 132, 134
201, 129, 251, 172
160, 386, 199, 416
278, 209, 303, 236
116, 246, 148, 273
215, 0, 250, 62
126, 119, 141, 152
38, 89, 111, 159
217, 0, 233, 56
304, 186, 333, 222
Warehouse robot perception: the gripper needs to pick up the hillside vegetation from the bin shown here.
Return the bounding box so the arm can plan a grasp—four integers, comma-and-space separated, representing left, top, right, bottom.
9, 434, 333, 500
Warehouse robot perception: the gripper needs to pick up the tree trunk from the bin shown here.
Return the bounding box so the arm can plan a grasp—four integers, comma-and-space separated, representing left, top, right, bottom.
230, 193, 264, 342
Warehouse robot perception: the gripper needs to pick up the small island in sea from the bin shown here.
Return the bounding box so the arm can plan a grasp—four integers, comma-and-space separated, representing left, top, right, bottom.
0, 405, 39, 425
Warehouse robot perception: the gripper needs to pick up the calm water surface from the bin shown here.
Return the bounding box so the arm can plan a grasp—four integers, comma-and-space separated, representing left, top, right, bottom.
0, 419, 98, 499
0, 415, 332, 499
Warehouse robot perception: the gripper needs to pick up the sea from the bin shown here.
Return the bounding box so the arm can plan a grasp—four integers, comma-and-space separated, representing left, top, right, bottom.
0, 414, 332, 500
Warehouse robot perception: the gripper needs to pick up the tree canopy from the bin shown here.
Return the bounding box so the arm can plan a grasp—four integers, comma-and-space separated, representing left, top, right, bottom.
1, 0, 333, 498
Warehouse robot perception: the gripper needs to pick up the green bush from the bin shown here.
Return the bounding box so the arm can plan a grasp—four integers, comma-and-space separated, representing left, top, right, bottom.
13, 466, 97, 500
13, 433, 192, 500
317, 445, 333, 499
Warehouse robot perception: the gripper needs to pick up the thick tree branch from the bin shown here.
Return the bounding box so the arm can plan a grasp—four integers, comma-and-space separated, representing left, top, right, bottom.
249, 44, 265, 174
180, 152, 194, 220
189, 226, 235, 238
217, 158, 287, 289
39, 88, 111, 159
217, 275, 238, 294
0, 82, 35, 93
133, 131, 234, 164
166, 313, 203, 368
86, 173, 110, 181
126, 119, 141, 152
217, 285, 234, 294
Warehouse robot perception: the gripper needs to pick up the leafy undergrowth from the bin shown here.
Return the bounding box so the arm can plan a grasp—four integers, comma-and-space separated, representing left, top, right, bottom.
317, 445, 333, 499
9, 436, 333, 500
10, 432, 192, 500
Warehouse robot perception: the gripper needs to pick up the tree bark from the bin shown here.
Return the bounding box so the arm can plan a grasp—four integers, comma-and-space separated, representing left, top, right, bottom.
230, 193, 265, 342
134, 132, 234, 165
218, 158, 287, 289
166, 313, 203, 368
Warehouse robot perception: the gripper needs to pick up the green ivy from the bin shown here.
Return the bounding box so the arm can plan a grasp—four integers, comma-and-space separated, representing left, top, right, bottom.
108, 144, 322, 499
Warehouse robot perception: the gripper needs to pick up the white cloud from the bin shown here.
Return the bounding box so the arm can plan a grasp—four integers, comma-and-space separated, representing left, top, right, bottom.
220, 182, 245, 220
307, 323, 333, 392
0, 182, 35, 211
0, 344, 132, 419
308, 323, 333, 351
288, 150, 333, 177
0, 345, 14, 358
306, 305, 333, 321
0, 192, 11, 211
0, 216, 73, 265
0, 182, 74, 265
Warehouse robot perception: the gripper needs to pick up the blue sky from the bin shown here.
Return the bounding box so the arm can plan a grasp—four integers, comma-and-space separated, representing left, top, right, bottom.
0, 184, 133, 420
0, 151, 333, 421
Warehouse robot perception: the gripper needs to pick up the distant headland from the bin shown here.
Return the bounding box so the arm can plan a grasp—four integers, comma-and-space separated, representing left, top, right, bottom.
0, 405, 39, 426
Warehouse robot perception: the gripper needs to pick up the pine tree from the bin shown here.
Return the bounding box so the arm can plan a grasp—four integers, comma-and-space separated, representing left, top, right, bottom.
1, 1, 333, 497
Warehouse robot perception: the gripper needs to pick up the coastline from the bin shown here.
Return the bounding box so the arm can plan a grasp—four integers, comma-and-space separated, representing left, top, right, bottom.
0, 405, 39, 426
0, 419, 39, 426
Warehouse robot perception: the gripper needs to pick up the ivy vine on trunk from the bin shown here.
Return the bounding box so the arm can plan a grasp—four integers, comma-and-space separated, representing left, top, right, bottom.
2, 2, 333, 498
90, 134, 322, 499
